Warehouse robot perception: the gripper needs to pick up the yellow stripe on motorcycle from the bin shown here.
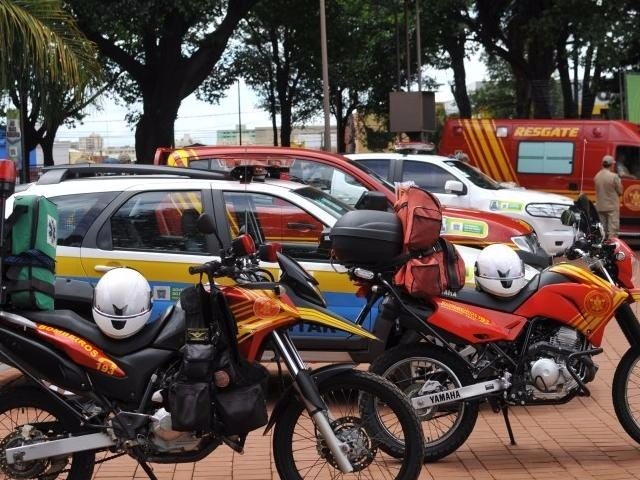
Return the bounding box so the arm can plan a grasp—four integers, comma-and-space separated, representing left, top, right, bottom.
296, 307, 379, 341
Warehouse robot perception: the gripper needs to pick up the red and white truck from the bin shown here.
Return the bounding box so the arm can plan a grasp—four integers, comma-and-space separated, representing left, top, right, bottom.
439, 118, 640, 240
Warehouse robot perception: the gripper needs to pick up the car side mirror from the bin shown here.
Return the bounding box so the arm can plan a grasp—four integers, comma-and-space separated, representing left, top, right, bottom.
354, 190, 389, 211
444, 180, 465, 194
196, 212, 217, 234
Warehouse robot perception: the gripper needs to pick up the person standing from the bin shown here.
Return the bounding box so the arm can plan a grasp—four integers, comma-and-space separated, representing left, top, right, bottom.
594, 154, 623, 237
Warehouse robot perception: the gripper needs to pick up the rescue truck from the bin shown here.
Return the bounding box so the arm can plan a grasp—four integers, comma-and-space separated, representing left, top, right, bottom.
439, 118, 640, 240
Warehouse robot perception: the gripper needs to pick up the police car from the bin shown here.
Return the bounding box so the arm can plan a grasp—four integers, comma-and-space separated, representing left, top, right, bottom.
347, 153, 575, 255
9, 164, 536, 362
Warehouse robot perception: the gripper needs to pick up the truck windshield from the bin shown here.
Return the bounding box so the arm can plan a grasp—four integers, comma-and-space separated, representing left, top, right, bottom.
445, 160, 503, 190
294, 187, 352, 218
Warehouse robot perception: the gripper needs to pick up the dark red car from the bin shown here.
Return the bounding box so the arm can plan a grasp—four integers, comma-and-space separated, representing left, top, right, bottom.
154, 146, 549, 266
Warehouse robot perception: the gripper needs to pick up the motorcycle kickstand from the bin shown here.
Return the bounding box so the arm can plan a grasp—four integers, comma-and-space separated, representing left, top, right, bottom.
133, 447, 158, 480
501, 406, 517, 446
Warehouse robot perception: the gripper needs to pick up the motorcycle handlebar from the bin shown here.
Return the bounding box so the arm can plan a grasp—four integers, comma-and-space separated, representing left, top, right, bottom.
188, 261, 221, 276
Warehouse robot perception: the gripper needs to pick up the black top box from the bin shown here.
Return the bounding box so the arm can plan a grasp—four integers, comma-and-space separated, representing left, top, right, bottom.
330, 210, 402, 267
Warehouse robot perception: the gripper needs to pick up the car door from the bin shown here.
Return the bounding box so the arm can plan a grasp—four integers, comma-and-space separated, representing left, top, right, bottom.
78, 187, 220, 320
399, 159, 471, 208
217, 189, 375, 345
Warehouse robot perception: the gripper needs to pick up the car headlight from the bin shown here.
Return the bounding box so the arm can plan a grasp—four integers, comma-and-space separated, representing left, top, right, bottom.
525, 203, 572, 218
511, 233, 541, 253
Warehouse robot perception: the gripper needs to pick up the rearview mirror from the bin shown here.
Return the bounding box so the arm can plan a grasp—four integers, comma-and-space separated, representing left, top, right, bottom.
196, 213, 217, 234
354, 191, 389, 211
444, 180, 465, 194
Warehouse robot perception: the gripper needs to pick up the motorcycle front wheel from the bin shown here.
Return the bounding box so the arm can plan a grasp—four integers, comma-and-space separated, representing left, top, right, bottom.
273, 370, 424, 479
0, 385, 96, 480
370, 343, 479, 462
612, 347, 640, 443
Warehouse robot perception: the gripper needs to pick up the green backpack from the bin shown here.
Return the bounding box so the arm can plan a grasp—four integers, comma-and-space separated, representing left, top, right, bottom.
4, 195, 58, 310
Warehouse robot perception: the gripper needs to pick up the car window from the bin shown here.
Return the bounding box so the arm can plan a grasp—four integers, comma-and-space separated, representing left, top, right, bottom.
289, 159, 369, 206
51, 192, 119, 247
401, 160, 457, 193
293, 186, 352, 218
354, 158, 392, 181
101, 190, 207, 253
223, 191, 329, 261
445, 160, 501, 189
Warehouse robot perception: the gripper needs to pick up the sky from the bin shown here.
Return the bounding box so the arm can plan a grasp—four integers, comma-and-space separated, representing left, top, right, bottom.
56, 59, 487, 148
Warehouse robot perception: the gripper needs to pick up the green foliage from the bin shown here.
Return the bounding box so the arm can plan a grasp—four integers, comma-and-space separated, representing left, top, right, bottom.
0, 0, 99, 91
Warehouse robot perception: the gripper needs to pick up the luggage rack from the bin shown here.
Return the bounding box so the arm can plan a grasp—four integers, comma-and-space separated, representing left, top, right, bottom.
36, 163, 233, 185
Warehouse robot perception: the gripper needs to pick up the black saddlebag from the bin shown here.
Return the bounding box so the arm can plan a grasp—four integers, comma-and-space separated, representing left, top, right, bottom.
168, 284, 268, 434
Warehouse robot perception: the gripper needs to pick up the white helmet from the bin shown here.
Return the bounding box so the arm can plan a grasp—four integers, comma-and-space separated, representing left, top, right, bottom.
93, 268, 152, 339
474, 244, 527, 298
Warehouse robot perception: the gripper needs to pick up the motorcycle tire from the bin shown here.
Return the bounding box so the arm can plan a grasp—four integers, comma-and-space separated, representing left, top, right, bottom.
0, 385, 95, 480
612, 347, 640, 443
273, 370, 424, 479
370, 342, 479, 462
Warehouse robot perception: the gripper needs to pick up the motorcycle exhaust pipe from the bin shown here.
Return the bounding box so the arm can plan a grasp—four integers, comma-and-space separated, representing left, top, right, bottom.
5, 432, 115, 464
411, 376, 511, 410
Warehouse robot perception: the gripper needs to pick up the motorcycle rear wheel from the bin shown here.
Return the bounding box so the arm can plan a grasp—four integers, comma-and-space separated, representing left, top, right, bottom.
612, 347, 640, 443
0, 385, 95, 480
273, 370, 424, 479
370, 343, 479, 462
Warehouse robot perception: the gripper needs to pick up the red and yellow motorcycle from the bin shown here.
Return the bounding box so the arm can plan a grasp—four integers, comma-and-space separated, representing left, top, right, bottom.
334, 195, 640, 462
0, 162, 424, 480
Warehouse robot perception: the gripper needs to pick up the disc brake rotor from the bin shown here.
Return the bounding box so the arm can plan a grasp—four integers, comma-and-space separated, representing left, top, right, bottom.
317, 416, 376, 472
0, 429, 69, 480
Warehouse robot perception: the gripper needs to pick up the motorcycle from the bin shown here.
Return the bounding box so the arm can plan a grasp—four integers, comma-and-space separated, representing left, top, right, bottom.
0, 163, 425, 480
329, 193, 640, 462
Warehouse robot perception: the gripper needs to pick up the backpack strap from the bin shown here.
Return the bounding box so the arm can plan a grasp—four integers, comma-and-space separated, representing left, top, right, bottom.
437, 238, 464, 291
4, 249, 55, 270
4, 265, 55, 297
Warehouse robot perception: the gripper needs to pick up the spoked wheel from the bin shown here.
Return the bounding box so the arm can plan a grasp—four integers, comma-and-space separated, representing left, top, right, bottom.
273, 370, 423, 479
0, 386, 95, 480
370, 343, 479, 462
613, 348, 640, 443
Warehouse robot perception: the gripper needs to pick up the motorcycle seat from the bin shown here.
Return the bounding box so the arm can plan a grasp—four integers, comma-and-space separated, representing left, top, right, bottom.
23, 306, 175, 357
444, 269, 570, 313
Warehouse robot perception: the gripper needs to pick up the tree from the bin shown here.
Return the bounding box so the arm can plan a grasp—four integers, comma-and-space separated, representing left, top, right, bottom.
70, 0, 257, 163
1, 0, 99, 178
227, 0, 321, 147
422, 0, 476, 118
0, 0, 97, 90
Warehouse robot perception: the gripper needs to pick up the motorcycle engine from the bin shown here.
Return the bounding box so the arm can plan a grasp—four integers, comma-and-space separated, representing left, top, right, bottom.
149, 408, 202, 452
526, 326, 596, 401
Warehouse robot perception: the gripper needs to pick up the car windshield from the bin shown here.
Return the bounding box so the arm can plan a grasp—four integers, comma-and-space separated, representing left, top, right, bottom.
348, 161, 395, 192
294, 186, 352, 218
445, 160, 502, 190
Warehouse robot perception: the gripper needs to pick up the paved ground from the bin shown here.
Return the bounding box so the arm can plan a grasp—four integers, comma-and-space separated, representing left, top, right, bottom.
3, 308, 640, 479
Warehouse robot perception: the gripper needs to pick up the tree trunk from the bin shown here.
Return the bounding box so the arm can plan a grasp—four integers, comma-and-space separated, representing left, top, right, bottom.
557, 36, 577, 118
513, 70, 530, 118
279, 99, 292, 146
40, 132, 56, 167
446, 35, 472, 118
135, 108, 177, 164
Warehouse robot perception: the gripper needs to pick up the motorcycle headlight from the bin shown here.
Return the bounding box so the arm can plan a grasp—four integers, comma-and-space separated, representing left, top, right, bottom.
525, 203, 572, 218
511, 232, 541, 253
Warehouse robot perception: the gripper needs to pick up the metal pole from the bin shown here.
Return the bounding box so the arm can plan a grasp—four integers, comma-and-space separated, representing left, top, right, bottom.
320, 0, 331, 151
416, 0, 422, 92
237, 79, 242, 145
404, 0, 411, 91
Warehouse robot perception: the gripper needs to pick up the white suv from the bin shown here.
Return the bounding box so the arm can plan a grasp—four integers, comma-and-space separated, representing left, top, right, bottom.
348, 153, 574, 255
